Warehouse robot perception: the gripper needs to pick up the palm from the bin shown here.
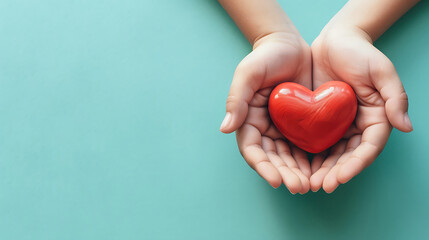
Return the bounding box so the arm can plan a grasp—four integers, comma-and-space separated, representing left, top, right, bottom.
238, 88, 311, 194
309, 31, 410, 193
221, 34, 312, 193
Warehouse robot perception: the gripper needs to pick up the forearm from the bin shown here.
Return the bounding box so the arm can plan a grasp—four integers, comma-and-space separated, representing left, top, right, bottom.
325, 0, 420, 41
218, 0, 300, 46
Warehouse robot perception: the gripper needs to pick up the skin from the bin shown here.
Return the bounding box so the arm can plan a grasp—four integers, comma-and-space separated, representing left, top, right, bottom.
309, 0, 419, 193
219, 0, 419, 193
218, 0, 313, 194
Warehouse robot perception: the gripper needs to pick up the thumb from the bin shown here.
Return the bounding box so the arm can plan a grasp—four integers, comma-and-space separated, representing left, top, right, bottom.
371, 57, 413, 132
220, 61, 263, 133
385, 89, 412, 132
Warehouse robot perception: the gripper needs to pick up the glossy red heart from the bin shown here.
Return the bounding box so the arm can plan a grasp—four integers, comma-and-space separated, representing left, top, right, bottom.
268, 81, 357, 153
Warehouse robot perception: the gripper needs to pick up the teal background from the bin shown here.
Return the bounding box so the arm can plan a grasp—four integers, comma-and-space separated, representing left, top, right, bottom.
0, 0, 428, 239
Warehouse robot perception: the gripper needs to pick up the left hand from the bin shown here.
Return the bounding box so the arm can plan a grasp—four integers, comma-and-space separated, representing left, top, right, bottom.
309, 26, 413, 193
220, 32, 312, 194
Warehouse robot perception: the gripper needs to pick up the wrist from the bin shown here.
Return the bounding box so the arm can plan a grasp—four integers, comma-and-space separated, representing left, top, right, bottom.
314, 22, 373, 50
321, 20, 373, 43
253, 31, 308, 50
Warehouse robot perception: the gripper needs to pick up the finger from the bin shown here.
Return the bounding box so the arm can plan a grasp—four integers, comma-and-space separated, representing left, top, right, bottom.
310, 151, 327, 174
237, 124, 282, 188
291, 168, 310, 194
262, 138, 303, 194
264, 125, 285, 140
243, 145, 282, 188
249, 88, 272, 107
322, 164, 343, 194
275, 140, 299, 169
310, 141, 347, 192
322, 135, 361, 193
291, 145, 312, 178
244, 106, 270, 134
278, 165, 304, 195
336, 123, 391, 184
272, 140, 305, 194
343, 123, 360, 139
276, 140, 311, 191
268, 153, 303, 194
370, 54, 413, 132
220, 59, 264, 133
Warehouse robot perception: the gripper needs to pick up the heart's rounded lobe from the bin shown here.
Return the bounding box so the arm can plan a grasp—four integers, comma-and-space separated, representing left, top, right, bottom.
268, 81, 357, 153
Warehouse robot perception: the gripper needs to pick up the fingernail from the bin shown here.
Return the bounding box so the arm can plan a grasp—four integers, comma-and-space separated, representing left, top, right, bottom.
220, 112, 231, 131
404, 112, 413, 131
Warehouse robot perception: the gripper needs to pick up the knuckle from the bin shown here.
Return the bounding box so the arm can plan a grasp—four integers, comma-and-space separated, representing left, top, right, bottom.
226, 95, 239, 104
225, 95, 243, 110
398, 91, 409, 102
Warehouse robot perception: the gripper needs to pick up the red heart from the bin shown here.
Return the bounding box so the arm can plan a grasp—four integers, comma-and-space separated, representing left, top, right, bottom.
268, 81, 357, 153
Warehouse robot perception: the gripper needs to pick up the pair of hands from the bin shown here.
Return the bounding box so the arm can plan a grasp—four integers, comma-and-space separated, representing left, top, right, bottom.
220, 27, 413, 194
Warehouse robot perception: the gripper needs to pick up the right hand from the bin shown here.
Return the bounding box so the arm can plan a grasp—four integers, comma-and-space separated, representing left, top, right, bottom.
309, 26, 413, 193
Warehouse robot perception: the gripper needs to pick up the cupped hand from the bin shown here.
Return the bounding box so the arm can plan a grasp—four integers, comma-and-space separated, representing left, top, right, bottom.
220, 32, 312, 194
309, 26, 413, 193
